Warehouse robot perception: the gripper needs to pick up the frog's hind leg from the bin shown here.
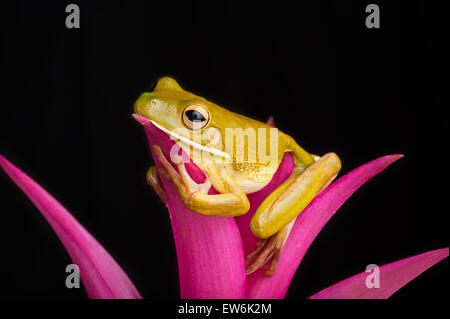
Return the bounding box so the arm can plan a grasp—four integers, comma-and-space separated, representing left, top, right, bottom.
246, 152, 341, 276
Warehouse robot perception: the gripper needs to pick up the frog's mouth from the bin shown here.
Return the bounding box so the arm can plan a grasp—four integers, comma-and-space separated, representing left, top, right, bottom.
132, 113, 230, 159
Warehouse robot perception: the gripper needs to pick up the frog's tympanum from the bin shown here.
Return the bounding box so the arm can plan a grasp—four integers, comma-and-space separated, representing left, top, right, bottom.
134, 77, 341, 276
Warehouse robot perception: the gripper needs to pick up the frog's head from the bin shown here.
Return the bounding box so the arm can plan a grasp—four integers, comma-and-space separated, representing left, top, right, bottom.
134, 76, 231, 160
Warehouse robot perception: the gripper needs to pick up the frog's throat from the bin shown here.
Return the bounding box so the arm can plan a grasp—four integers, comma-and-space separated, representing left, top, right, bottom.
150, 120, 231, 159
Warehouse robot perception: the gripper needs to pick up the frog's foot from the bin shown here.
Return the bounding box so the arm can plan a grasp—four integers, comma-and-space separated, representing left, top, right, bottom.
245, 219, 295, 276
150, 145, 211, 204
146, 165, 170, 203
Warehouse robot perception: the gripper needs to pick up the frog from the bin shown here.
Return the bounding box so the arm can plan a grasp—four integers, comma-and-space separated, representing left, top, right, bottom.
134, 77, 341, 276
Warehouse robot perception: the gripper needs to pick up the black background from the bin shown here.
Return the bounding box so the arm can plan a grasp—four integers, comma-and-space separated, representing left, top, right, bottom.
0, 0, 448, 300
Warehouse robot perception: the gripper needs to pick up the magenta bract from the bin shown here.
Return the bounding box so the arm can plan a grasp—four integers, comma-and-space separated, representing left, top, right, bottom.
309, 247, 449, 299
0, 115, 447, 299
0, 154, 142, 299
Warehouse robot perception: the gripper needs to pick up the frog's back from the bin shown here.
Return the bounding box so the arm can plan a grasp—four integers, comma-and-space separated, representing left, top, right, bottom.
223, 110, 312, 165
220, 111, 312, 194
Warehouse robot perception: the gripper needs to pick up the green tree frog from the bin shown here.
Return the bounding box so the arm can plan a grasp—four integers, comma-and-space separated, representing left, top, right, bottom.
134, 77, 341, 276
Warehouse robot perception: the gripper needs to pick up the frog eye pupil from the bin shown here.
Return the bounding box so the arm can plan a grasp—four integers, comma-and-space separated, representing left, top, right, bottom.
182, 104, 210, 130
186, 110, 206, 123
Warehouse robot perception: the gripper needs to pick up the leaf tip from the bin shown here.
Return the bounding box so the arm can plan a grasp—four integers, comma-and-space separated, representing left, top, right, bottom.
378, 153, 404, 167
266, 116, 276, 127
0, 152, 13, 174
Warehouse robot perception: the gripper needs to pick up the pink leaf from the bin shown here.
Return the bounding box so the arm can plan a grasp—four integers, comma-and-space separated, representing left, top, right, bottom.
0, 154, 142, 299
245, 154, 403, 298
266, 116, 276, 128
134, 114, 246, 298
309, 247, 449, 299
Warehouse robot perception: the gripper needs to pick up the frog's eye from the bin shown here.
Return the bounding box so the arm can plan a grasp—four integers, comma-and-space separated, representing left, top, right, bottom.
182, 104, 210, 130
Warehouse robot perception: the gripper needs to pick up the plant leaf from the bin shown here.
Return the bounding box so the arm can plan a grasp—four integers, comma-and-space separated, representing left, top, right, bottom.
244, 154, 403, 298
0, 154, 142, 299
309, 247, 448, 299
134, 114, 246, 298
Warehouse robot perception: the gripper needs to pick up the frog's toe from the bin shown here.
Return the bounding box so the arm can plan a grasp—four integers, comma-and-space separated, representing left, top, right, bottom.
156, 166, 170, 181
146, 166, 168, 203
151, 145, 187, 191
245, 219, 295, 276
150, 144, 213, 209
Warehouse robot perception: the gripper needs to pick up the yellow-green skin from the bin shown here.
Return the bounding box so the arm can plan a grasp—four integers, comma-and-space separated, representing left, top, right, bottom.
135, 77, 341, 239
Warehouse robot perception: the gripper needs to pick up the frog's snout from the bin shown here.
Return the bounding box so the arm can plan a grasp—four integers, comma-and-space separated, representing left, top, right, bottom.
134, 92, 152, 118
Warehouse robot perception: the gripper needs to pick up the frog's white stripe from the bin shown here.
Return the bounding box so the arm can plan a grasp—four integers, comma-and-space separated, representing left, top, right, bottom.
150, 120, 231, 159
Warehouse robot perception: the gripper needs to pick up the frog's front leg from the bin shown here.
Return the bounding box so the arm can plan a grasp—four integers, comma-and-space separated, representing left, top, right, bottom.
246, 152, 341, 276
151, 145, 250, 217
